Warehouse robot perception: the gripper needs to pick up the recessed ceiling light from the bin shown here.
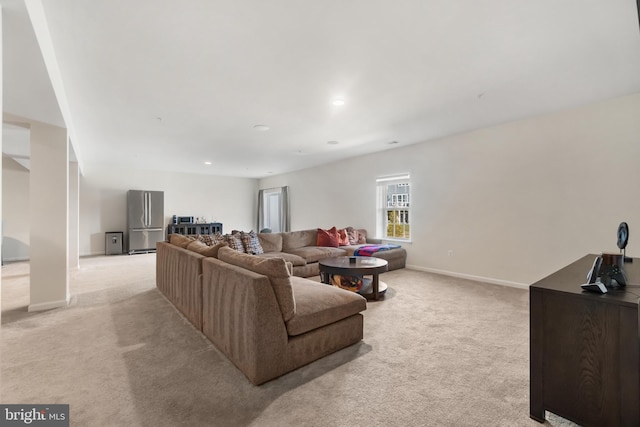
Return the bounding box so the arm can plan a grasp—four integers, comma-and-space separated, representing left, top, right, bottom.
332, 98, 345, 106
204, 161, 212, 165
327, 140, 339, 145
253, 124, 270, 131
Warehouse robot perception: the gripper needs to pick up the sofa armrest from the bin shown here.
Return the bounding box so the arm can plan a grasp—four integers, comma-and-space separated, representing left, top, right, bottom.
201, 257, 289, 385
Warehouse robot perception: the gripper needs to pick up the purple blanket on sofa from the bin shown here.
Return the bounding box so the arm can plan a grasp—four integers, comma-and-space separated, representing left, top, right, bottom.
354, 244, 401, 257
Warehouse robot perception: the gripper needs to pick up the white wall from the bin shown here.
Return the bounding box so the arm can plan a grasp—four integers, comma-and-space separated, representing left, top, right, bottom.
260, 93, 640, 286
79, 164, 258, 256
68, 160, 79, 268
2, 156, 30, 262
1, 5, 3, 321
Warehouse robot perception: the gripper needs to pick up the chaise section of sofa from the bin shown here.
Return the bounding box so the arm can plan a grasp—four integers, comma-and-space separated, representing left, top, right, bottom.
201, 246, 367, 385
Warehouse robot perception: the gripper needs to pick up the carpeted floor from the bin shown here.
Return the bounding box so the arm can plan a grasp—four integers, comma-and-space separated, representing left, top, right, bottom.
1, 254, 577, 426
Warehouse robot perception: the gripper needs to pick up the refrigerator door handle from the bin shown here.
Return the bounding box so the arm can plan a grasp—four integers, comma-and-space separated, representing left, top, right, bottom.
143, 192, 149, 227
147, 192, 152, 228
144, 192, 147, 227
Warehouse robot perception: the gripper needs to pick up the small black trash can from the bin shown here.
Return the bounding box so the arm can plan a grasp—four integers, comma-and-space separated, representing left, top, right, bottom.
105, 231, 124, 255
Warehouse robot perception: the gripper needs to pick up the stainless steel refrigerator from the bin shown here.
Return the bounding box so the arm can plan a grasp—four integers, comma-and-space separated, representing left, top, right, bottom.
127, 190, 164, 254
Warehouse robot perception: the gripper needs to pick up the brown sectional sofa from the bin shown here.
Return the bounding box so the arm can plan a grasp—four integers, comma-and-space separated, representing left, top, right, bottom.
256, 228, 407, 277
156, 238, 367, 385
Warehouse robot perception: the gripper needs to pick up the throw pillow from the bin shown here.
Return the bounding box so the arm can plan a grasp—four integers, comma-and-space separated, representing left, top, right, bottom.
169, 233, 195, 248
241, 230, 264, 255
345, 227, 359, 245
197, 234, 214, 246
317, 227, 339, 247
223, 232, 245, 253
337, 228, 350, 246
218, 246, 296, 322
345, 227, 368, 244
356, 228, 367, 244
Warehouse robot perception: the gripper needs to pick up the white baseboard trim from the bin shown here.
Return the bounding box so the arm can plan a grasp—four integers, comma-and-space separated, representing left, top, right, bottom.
406, 264, 529, 290
28, 294, 71, 312
1, 256, 30, 263
81, 251, 106, 257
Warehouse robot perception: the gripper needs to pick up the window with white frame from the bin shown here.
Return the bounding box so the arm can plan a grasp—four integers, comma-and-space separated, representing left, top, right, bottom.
376, 173, 411, 241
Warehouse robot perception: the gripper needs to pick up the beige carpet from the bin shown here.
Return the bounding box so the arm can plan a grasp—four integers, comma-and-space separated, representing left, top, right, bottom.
1, 254, 576, 426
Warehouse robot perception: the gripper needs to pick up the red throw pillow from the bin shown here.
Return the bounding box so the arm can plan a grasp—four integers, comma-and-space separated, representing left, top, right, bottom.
337, 228, 350, 246
317, 227, 339, 247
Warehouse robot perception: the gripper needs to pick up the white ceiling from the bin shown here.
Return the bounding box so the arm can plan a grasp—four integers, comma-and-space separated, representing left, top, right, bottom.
3, 0, 640, 178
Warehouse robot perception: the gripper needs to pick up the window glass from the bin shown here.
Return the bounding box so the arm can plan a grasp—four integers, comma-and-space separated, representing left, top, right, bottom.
376, 174, 411, 241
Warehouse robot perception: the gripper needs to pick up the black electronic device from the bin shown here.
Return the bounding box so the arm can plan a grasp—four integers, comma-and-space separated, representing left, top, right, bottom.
177, 216, 194, 224
581, 255, 607, 294
617, 222, 632, 263
600, 252, 627, 287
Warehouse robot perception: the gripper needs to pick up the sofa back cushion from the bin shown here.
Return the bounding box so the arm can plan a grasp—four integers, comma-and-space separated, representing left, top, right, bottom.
169, 233, 195, 248
218, 246, 296, 322
186, 240, 228, 258
258, 232, 283, 253
282, 229, 317, 251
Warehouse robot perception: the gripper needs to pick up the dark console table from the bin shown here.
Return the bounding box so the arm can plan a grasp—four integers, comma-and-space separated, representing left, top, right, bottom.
168, 222, 223, 236
530, 254, 640, 426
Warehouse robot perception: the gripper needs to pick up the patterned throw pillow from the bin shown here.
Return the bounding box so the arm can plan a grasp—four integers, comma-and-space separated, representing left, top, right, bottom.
223, 232, 245, 253
241, 230, 264, 255
197, 232, 224, 246
197, 234, 214, 246
345, 227, 359, 245
356, 229, 367, 244
345, 227, 367, 244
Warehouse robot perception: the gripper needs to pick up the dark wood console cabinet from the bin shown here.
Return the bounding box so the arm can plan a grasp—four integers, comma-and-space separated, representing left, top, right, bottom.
167, 222, 223, 236
530, 254, 640, 426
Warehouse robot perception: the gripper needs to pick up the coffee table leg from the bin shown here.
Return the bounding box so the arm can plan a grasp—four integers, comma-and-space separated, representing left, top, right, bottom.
372, 274, 379, 300
321, 270, 330, 284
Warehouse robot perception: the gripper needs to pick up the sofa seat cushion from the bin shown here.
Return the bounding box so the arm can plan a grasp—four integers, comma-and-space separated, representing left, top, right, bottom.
286, 246, 347, 263
255, 251, 307, 266
218, 246, 296, 322
285, 277, 366, 337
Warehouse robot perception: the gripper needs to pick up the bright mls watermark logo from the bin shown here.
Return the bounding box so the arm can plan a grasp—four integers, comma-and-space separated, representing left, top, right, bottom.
0, 405, 68, 426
